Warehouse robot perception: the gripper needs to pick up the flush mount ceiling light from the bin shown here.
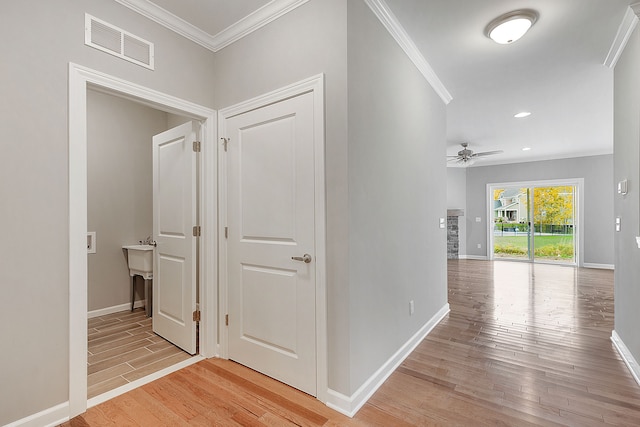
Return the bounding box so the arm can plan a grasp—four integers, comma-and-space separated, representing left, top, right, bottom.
514, 111, 531, 118
485, 9, 538, 44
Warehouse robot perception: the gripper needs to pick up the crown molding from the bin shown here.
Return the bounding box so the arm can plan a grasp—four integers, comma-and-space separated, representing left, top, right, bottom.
363, 0, 453, 104
211, 0, 309, 51
604, 4, 640, 68
114, 0, 309, 53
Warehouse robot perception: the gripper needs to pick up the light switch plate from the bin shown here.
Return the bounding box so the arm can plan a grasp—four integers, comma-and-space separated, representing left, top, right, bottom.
439, 218, 445, 229
475, 217, 481, 222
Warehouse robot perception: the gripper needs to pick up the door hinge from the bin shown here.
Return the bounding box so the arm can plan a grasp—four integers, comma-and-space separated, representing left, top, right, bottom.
221, 137, 229, 152
193, 225, 201, 237
193, 310, 201, 322
224, 226, 228, 238
193, 140, 201, 152
225, 314, 229, 326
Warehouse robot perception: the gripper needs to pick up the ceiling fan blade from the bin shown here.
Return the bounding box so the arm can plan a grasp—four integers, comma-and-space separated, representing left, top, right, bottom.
447, 157, 461, 162
473, 150, 504, 157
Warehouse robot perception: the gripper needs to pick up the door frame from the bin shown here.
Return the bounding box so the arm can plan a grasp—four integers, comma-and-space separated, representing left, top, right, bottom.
217, 74, 328, 403
68, 63, 217, 417
486, 178, 584, 266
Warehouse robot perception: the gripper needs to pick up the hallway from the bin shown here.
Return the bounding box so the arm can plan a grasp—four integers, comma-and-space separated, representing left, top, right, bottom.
365, 260, 640, 425
63, 261, 640, 426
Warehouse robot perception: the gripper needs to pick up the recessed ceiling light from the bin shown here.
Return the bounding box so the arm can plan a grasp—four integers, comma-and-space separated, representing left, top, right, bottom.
522, 147, 532, 151
486, 10, 538, 44
514, 111, 531, 118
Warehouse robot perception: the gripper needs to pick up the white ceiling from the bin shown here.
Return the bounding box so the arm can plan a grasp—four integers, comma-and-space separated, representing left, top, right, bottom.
149, 0, 271, 36
135, 0, 633, 167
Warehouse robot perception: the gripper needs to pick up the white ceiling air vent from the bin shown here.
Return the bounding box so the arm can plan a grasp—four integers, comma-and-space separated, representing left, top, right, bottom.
85, 14, 154, 70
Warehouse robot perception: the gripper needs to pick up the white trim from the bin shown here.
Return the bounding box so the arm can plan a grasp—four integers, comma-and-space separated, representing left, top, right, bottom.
611, 330, 640, 387
87, 356, 203, 408
604, 5, 640, 68
218, 74, 328, 403
461, 255, 488, 261
363, 0, 453, 104
583, 263, 615, 270
114, 0, 309, 53
88, 302, 145, 319
486, 178, 584, 267
326, 303, 450, 417
5, 402, 69, 427
211, 0, 310, 51
69, 63, 217, 419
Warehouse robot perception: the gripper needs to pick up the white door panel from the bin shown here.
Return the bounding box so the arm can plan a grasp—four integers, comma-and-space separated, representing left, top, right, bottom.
152, 121, 198, 355
226, 91, 316, 395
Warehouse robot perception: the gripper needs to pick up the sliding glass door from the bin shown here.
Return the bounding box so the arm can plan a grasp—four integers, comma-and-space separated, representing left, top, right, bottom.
492, 185, 575, 264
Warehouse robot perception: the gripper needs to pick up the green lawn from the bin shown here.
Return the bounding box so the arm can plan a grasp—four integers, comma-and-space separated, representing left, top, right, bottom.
494, 235, 574, 260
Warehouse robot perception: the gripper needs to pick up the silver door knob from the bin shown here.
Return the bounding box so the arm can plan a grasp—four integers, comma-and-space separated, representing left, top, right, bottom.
291, 254, 312, 263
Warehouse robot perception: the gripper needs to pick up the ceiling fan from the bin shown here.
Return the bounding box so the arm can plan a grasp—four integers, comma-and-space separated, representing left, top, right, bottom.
447, 142, 503, 165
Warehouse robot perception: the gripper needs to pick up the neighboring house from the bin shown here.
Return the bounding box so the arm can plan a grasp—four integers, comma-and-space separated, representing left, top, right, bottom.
3, 1, 640, 426
494, 189, 528, 223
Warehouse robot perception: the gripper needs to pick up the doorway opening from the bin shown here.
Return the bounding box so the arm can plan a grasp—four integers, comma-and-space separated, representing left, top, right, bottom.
69, 63, 217, 418
86, 89, 200, 399
488, 179, 583, 266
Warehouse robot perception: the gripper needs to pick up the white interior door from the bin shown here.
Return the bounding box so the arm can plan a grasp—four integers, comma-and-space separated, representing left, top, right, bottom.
152, 121, 198, 355
225, 91, 317, 395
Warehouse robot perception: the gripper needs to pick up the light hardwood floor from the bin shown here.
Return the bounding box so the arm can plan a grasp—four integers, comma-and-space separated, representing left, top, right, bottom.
87, 309, 192, 398
64, 260, 640, 426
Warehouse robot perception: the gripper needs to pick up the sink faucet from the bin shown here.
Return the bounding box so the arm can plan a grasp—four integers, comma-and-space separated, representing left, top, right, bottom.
139, 236, 155, 245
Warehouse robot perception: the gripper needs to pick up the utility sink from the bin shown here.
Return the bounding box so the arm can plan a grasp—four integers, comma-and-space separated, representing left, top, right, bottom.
123, 244, 154, 317
122, 244, 154, 279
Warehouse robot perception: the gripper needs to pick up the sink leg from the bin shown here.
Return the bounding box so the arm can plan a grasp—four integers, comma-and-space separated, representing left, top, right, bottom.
144, 279, 151, 317
130, 275, 135, 312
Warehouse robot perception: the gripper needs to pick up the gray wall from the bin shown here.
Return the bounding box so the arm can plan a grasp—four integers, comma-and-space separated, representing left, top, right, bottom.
614, 24, 640, 364
212, 0, 352, 395
87, 90, 166, 312
0, 0, 214, 423
465, 155, 614, 266
213, 0, 448, 396
447, 168, 468, 256
347, 0, 448, 391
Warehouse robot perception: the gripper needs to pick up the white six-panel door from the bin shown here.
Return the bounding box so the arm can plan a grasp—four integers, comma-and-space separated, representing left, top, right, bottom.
225, 91, 317, 395
152, 121, 198, 355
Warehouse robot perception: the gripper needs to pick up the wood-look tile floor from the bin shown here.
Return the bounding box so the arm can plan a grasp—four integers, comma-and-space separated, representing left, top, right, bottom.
87, 308, 192, 399
65, 260, 640, 426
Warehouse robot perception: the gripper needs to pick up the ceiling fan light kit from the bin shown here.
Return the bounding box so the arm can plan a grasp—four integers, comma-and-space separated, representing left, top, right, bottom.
447, 143, 504, 166
485, 9, 538, 44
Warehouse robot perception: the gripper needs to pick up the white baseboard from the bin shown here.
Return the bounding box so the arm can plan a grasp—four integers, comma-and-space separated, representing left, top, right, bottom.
6, 357, 205, 427
583, 263, 615, 270
5, 402, 69, 427
88, 301, 145, 319
459, 255, 487, 261
325, 303, 450, 417
611, 330, 640, 387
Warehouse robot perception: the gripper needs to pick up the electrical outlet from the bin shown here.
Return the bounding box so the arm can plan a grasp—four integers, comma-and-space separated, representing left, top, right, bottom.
477, 243, 482, 249
409, 300, 414, 315
475, 217, 481, 222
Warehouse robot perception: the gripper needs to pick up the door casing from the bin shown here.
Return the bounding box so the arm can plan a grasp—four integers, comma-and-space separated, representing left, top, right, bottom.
68, 63, 217, 417
217, 74, 328, 403
486, 178, 584, 266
